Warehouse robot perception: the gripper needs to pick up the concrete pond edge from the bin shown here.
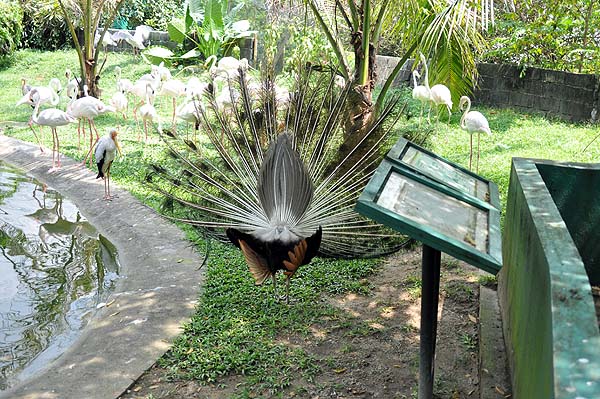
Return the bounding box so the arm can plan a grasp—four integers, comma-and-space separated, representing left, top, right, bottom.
0, 135, 205, 399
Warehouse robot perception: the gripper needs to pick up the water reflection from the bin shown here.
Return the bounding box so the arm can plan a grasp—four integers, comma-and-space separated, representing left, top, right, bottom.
0, 161, 119, 390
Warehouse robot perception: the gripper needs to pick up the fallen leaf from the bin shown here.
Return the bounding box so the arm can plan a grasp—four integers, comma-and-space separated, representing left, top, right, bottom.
495, 385, 507, 395
109, 311, 120, 317
106, 299, 115, 307
468, 314, 477, 323
334, 368, 347, 374
133, 386, 142, 392
177, 258, 184, 263
186, 347, 194, 354
149, 385, 159, 390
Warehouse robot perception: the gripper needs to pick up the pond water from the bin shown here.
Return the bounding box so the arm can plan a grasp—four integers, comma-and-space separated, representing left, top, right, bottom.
0, 161, 119, 390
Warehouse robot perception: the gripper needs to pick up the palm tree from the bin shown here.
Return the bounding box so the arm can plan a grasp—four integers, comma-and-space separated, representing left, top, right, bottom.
57, 0, 127, 98
307, 0, 492, 135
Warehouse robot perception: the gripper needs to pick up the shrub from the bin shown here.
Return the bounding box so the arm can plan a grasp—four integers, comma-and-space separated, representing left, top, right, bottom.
0, 1, 23, 64
483, 2, 600, 74
115, 0, 185, 30
21, 0, 70, 50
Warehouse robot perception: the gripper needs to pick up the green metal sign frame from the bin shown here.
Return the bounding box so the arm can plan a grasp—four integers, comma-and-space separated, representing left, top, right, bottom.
356, 141, 502, 275
386, 138, 501, 211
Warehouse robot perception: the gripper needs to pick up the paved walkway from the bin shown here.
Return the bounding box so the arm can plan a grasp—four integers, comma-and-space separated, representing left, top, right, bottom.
0, 135, 205, 399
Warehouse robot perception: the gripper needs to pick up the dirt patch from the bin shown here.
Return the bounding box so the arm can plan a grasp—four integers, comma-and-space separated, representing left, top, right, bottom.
119, 248, 484, 399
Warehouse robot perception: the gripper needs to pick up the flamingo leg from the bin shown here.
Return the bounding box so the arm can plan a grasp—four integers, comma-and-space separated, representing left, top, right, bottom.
55, 128, 61, 168
172, 98, 177, 131
144, 119, 148, 142
447, 105, 452, 124
469, 133, 473, 171
28, 122, 44, 153
476, 132, 481, 173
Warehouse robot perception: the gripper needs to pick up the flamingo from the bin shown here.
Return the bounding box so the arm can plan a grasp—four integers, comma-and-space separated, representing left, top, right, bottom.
185, 77, 209, 101
412, 53, 431, 125
20, 78, 32, 96
67, 85, 115, 166
112, 29, 145, 55
130, 73, 160, 119
65, 69, 81, 100
114, 66, 134, 93
94, 30, 117, 49
95, 129, 122, 200
16, 78, 62, 149
16, 78, 62, 108
110, 88, 128, 120
158, 78, 187, 129
176, 99, 203, 141
430, 83, 452, 123
137, 83, 161, 141
29, 90, 78, 171
459, 96, 492, 172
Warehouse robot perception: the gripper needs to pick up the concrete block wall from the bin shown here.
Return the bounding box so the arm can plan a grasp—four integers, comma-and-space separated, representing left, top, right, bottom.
473, 63, 599, 123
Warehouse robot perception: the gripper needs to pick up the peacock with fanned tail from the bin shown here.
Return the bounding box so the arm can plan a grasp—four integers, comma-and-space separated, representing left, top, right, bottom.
146, 63, 409, 301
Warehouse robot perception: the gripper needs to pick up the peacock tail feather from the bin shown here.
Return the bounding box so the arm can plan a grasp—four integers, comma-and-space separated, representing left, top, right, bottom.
146, 63, 408, 258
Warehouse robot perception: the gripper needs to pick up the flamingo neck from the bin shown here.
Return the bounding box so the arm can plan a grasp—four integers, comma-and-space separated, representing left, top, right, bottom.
31, 101, 40, 125
460, 99, 471, 129
412, 71, 418, 89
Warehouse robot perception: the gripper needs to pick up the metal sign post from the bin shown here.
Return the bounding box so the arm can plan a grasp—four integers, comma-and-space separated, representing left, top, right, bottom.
355, 138, 502, 398
419, 245, 441, 399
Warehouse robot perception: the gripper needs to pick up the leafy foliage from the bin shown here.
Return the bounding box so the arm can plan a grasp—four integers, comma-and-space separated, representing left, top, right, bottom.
114, 0, 185, 30
0, 1, 23, 65
20, 0, 70, 51
147, 0, 255, 66
483, 1, 600, 73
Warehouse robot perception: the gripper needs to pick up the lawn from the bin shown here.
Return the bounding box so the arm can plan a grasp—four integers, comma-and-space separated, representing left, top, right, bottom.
1, 49, 599, 398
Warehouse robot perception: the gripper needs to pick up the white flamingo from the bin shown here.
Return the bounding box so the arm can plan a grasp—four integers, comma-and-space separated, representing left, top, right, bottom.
16, 78, 62, 149
412, 53, 431, 124
114, 66, 134, 93
112, 29, 145, 55
29, 90, 77, 171
67, 85, 115, 165
65, 69, 80, 100
137, 83, 161, 141
185, 77, 209, 101
430, 83, 453, 123
176, 100, 204, 141
95, 129, 122, 200
16, 78, 61, 108
159, 78, 187, 129
110, 89, 128, 120
20, 78, 32, 96
459, 96, 492, 172
130, 73, 160, 119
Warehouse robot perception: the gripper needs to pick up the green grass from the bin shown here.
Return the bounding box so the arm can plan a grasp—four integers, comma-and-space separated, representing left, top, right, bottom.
2, 49, 600, 396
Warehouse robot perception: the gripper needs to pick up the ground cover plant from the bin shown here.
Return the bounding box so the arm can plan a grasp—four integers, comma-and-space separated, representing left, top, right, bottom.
1, 49, 599, 398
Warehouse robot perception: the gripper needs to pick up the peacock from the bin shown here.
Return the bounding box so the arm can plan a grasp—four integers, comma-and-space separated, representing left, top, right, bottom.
146, 62, 409, 301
